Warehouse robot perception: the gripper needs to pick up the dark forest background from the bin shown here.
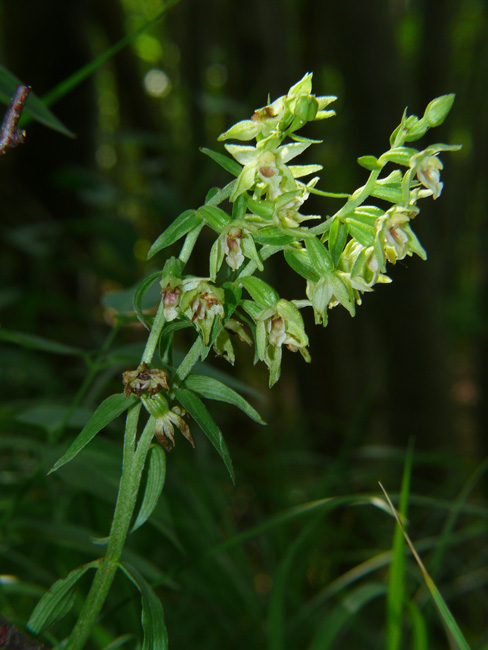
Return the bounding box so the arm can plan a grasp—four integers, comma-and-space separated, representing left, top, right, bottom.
1, 1, 487, 649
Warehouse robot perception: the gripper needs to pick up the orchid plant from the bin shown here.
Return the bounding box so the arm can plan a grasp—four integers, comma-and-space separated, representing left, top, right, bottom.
27, 73, 460, 650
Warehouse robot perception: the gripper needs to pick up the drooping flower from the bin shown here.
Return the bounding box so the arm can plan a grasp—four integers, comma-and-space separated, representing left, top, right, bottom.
179, 279, 225, 345
375, 207, 426, 265
252, 299, 310, 386
410, 152, 444, 199
142, 392, 194, 451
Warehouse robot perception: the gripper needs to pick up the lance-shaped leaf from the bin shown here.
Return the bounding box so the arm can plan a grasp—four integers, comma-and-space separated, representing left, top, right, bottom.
119, 562, 168, 650
133, 271, 163, 329
284, 248, 321, 282
357, 155, 382, 171
0, 64, 74, 137
328, 217, 348, 266
28, 560, 100, 633
173, 386, 234, 482
239, 276, 279, 309
197, 204, 232, 232
147, 210, 203, 258
48, 394, 136, 474
379, 146, 418, 167
253, 227, 297, 246
184, 374, 265, 424
0, 329, 86, 356
200, 146, 242, 176
131, 444, 166, 533
305, 236, 333, 274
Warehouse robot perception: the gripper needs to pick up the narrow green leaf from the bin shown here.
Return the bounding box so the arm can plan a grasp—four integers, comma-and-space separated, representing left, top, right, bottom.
253, 227, 297, 246
345, 219, 376, 247
305, 237, 333, 274
357, 155, 382, 170
133, 271, 162, 329
131, 445, 166, 533
405, 600, 429, 650
147, 210, 202, 258
371, 183, 403, 204
184, 374, 265, 424
0, 329, 85, 356
119, 562, 168, 650
328, 217, 348, 266
0, 64, 74, 137
387, 441, 414, 650
283, 248, 320, 282
380, 484, 473, 650
40, 2, 181, 109
200, 146, 242, 176
239, 276, 279, 309
197, 204, 232, 231
49, 394, 136, 474
379, 146, 417, 166
28, 560, 100, 633
308, 583, 386, 650
268, 519, 319, 650
173, 387, 234, 482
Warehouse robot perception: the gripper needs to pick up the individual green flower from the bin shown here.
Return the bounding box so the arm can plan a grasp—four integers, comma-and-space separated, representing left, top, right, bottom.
375, 207, 426, 265
305, 271, 356, 327
339, 240, 391, 290
224, 138, 313, 201
142, 392, 194, 451
253, 299, 310, 386
272, 181, 320, 228
409, 152, 444, 199
179, 279, 225, 345
209, 224, 263, 279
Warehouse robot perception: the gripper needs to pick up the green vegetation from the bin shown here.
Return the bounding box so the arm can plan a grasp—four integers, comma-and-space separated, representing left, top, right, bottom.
0, 2, 486, 649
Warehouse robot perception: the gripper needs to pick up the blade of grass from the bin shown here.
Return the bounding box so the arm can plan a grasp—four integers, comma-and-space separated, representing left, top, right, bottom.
431, 456, 488, 581
379, 483, 472, 650
267, 518, 319, 650
39, 0, 182, 110
386, 439, 414, 650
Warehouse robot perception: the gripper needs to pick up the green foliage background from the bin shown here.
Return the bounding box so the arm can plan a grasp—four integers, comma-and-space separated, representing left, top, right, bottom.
0, 1, 487, 649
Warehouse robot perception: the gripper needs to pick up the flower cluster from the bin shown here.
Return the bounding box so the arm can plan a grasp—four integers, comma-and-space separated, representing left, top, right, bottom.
144, 74, 459, 387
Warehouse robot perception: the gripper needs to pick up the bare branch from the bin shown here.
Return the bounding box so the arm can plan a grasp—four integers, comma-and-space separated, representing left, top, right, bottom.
0, 85, 31, 156
0, 614, 47, 650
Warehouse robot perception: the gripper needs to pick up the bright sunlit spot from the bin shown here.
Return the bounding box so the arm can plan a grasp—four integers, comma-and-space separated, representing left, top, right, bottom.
144, 69, 171, 98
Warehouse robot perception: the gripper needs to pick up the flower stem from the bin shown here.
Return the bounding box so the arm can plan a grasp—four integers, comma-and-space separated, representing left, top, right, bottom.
65, 407, 155, 650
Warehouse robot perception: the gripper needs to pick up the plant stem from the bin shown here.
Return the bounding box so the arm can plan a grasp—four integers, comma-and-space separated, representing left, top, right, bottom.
65, 407, 155, 650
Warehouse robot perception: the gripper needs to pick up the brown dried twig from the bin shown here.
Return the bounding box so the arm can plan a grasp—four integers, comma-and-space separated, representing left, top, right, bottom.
0, 85, 31, 156
0, 614, 47, 650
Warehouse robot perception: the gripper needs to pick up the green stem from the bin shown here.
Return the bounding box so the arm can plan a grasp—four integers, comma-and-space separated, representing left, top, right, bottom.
333, 168, 381, 221
65, 407, 155, 650
142, 300, 167, 365
64, 206, 208, 648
